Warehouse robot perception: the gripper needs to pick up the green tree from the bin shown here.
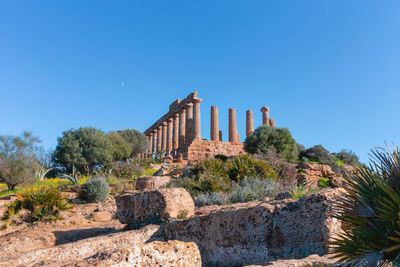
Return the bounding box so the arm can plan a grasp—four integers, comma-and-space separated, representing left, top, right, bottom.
116, 129, 147, 157
299, 145, 334, 165
0, 132, 40, 190
333, 149, 360, 166
108, 132, 132, 161
53, 127, 113, 173
244, 126, 299, 162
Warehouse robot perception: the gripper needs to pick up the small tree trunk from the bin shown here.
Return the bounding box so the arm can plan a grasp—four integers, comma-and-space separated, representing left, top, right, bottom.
7, 184, 16, 191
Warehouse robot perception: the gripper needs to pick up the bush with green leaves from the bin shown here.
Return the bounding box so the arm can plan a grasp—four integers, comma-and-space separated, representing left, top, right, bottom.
332, 149, 360, 166
2, 187, 71, 227
331, 146, 400, 265
80, 177, 109, 203
116, 129, 148, 157
299, 145, 334, 165
245, 126, 299, 162
226, 154, 277, 182
0, 132, 41, 190
111, 160, 145, 179
194, 192, 230, 206
189, 155, 277, 183
317, 177, 330, 188
229, 177, 281, 204
53, 127, 114, 174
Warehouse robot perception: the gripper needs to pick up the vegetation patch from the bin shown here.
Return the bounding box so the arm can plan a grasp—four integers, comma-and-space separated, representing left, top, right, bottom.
331, 146, 400, 265
2, 187, 71, 228
79, 177, 109, 203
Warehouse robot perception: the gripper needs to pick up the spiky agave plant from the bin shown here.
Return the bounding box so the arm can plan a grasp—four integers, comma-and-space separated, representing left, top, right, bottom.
331, 146, 400, 265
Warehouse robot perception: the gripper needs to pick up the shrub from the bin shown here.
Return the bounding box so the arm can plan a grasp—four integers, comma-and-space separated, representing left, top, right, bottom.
331, 146, 400, 265
254, 150, 298, 186
333, 149, 360, 166
111, 160, 144, 179
318, 177, 330, 188
229, 177, 280, 203
189, 155, 277, 183
245, 126, 299, 162
2, 187, 71, 226
194, 192, 229, 206
300, 145, 333, 164
80, 177, 109, 203
226, 154, 277, 182
190, 158, 228, 179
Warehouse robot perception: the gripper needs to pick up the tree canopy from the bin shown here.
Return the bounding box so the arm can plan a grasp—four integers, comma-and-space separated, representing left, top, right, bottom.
244, 126, 299, 162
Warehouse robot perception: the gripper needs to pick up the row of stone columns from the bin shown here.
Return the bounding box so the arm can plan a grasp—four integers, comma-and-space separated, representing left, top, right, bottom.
145, 103, 275, 156
146, 98, 202, 156
209, 106, 276, 144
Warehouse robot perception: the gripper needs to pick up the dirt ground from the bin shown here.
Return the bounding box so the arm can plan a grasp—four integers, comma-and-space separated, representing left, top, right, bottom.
0, 193, 126, 259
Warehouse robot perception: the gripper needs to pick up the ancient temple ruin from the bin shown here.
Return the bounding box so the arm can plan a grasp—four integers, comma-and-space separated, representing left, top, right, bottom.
143, 91, 275, 162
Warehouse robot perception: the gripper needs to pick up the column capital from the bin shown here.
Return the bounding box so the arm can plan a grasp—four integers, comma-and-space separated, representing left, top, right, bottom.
162, 121, 168, 126
167, 117, 173, 123
192, 97, 202, 104
261, 106, 269, 112
173, 113, 180, 118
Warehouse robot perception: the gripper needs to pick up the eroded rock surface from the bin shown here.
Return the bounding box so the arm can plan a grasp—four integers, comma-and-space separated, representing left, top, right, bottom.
116, 188, 195, 228
0, 225, 201, 267
154, 189, 342, 266
296, 163, 344, 189
135, 176, 171, 190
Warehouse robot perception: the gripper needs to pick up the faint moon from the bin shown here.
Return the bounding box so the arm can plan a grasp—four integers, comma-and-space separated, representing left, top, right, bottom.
121, 82, 125, 87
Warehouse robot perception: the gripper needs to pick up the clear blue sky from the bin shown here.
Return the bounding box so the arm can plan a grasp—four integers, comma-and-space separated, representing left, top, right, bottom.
0, 1, 399, 162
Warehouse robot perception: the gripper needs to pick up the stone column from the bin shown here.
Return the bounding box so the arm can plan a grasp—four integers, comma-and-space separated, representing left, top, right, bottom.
179, 108, 186, 150
269, 118, 276, 128
246, 110, 254, 138
219, 130, 223, 142
162, 122, 167, 153
229, 108, 237, 143
210, 106, 219, 141
148, 133, 153, 155
185, 103, 193, 144
192, 98, 202, 140
261, 106, 270, 126
157, 126, 162, 153
173, 113, 179, 152
167, 118, 173, 154
152, 130, 157, 154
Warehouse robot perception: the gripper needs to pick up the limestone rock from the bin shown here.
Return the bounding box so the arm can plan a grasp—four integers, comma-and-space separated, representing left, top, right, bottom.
116, 188, 195, 228
154, 164, 171, 176
91, 211, 113, 222
1, 225, 201, 267
135, 176, 171, 191
158, 189, 342, 266
296, 163, 344, 189
246, 254, 336, 267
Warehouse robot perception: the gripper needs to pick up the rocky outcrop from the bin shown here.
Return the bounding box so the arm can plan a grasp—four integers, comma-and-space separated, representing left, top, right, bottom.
135, 176, 171, 190
0, 225, 202, 267
247, 254, 336, 267
296, 163, 344, 189
116, 188, 195, 228
153, 189, 342, 266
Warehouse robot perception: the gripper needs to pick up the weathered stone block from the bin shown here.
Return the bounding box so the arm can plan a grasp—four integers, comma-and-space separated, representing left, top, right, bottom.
158, 189, 342, 266
116, 188, 195, 228
135, 176, 171, 191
